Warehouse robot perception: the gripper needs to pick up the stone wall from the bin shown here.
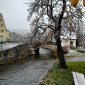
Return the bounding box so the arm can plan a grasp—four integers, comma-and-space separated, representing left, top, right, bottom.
0, 44, 31, 62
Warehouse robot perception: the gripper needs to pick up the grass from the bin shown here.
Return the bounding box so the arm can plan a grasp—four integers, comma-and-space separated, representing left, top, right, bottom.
40, 61, 85, 85
40, 62, 74, 85
67, 61, 85, 74
64, 49, 85, 57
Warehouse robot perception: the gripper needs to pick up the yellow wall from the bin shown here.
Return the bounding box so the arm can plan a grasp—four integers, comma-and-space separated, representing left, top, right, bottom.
0, 13, 10, 41
6, 30, 10, 40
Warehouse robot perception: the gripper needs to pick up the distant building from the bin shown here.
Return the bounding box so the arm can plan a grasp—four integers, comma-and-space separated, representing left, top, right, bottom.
42, 29, 77, 48
0, 13, 10, 42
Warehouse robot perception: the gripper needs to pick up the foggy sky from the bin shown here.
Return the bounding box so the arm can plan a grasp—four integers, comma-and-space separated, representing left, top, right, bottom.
0, 0, 31, 34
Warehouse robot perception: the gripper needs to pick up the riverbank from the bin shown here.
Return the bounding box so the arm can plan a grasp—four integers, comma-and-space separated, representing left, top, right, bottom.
40, 61, 85, 85
40, 61, 74, 85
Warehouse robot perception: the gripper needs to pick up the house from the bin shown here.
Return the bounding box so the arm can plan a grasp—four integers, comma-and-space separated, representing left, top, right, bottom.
42, 29, 77, 48
0, 13, 10, 42
60, 32, 77, 48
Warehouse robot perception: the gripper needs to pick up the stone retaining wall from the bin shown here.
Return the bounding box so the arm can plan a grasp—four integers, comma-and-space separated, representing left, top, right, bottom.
0, 44, 31, 62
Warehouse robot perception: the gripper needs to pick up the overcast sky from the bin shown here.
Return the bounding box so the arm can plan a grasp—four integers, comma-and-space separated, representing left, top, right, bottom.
0, 0, 31, 34
0, 0, 85, 34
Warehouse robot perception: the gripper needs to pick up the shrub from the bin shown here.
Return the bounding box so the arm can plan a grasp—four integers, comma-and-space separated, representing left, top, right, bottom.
62, 46, 68, 53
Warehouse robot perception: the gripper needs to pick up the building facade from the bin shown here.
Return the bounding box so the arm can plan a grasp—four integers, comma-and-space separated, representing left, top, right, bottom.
0, 13, 10, 42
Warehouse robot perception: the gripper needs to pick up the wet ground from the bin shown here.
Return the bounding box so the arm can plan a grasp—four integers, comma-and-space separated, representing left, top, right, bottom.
0, 48, 56, 85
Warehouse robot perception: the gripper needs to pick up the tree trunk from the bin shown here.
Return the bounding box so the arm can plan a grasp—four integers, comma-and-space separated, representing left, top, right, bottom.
76, 39, 79, 48
35, 48, 39, 55
56, 34, 67, 68
55, 0, 67, 68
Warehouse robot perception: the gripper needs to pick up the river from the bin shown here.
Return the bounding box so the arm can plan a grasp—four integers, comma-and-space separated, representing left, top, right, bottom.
0, 48, 56, 85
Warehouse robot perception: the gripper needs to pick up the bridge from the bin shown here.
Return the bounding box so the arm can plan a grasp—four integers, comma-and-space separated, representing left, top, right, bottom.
30, 41, 57, 56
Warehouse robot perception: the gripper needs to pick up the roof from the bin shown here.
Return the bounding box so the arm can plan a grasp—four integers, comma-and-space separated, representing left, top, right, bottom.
61, 32, 77, 40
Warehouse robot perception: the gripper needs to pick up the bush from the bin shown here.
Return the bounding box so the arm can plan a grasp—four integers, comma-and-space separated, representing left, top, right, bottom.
62, 46, 68, 53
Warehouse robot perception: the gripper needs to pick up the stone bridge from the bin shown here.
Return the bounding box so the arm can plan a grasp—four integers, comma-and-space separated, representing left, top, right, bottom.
31, 41, 57, 56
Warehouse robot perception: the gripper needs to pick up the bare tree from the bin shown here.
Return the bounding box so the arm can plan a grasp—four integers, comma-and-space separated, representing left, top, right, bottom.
9, 32, 23, 43
27, 0, 83, 68
76, 22, 85, 48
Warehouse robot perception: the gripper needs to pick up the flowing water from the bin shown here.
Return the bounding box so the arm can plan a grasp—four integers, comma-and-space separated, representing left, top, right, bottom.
0, 48, 56, 85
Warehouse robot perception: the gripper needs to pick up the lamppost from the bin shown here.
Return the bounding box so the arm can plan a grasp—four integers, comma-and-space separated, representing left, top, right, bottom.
0, 39, 3, 51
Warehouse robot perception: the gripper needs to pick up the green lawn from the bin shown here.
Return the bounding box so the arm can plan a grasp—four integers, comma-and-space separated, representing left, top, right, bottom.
40, 61, 85, 85
67, 61, 85, 74
65, 49, 85, 57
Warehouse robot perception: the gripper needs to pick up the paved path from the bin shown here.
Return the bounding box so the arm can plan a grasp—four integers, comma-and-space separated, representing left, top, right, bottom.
65, 56, 85, 62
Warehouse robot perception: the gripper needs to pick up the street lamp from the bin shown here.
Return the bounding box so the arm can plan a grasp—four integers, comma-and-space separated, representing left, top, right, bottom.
0, 39, 3, 51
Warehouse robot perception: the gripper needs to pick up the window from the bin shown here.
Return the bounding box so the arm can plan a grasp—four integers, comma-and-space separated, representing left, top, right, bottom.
70, 41, 73, 45
1, 29, 4, 32
1, 24, 3, 27
65, 39, 68, 42
1, 35, 3, 38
